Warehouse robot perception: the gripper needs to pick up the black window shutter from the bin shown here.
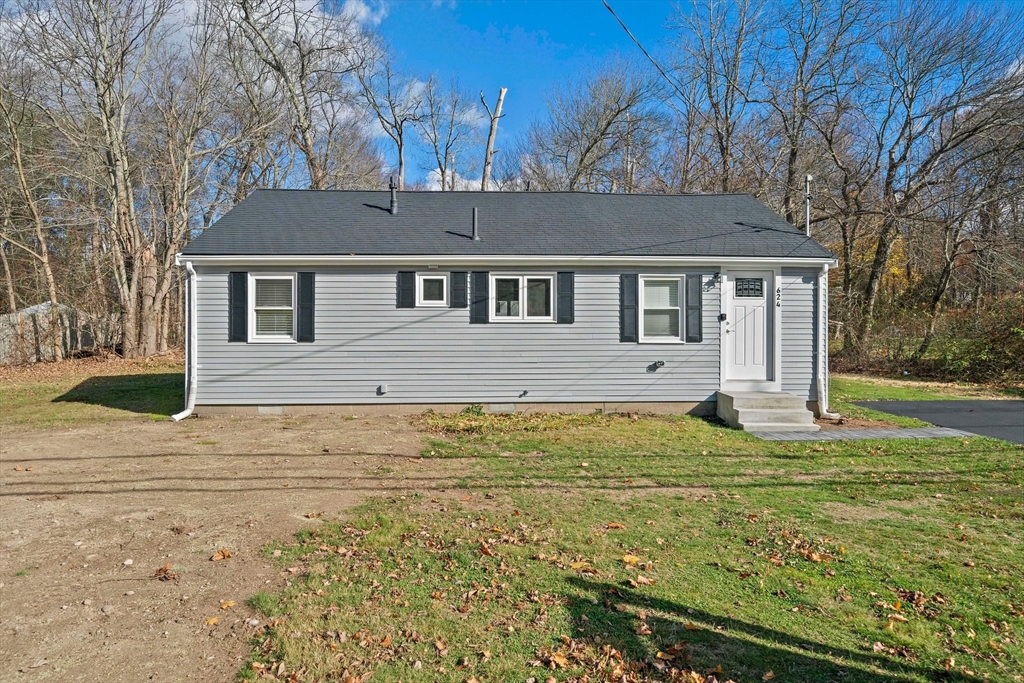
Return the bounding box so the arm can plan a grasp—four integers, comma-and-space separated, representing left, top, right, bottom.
620, 274, 638, 342
228, 271, 247, 342
470, 271, 489, 323
557, 272, 574, 324
450, 272, 468, 308
396, 271, 415, 308
685, 274, 703, 343
297, 272, 315, 342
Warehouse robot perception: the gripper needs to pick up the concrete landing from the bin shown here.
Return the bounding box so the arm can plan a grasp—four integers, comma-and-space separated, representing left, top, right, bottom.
716, 390, 819, 432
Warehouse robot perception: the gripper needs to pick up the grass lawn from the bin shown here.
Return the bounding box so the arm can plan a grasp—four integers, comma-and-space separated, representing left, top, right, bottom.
828, 375, 1023, 428
244, 411, 1024, 683
0, 355, 183, 429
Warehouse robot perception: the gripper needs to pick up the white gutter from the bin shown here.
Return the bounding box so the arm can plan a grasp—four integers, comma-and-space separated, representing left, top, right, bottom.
172, 260, 198, 422
816, 263, 840, 420
176, 253, 839, 268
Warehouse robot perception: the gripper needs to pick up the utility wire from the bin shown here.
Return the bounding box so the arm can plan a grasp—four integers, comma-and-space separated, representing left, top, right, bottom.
601, 0, 691, 106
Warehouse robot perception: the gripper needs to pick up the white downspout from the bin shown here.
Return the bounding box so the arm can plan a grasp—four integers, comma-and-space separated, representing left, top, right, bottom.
817, 263, 840, 419
172, 260, 197, 422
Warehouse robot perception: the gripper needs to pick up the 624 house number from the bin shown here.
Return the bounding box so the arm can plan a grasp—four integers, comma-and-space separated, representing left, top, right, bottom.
776, 287, 782, 307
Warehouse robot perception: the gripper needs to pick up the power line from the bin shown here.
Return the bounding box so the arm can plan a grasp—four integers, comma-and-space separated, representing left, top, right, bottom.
601, 0, 691, 106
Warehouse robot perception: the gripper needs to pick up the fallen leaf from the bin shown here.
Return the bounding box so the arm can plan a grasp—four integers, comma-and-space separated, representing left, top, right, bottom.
550, 653, 569, 668
763, 672, 775, 681
210, 548, 232, 562
622, 554, 641, 566
684, 622, 700, 631
219, 600, 235, 610
606, 522, 626, 529
380, 634, 392, 647
204, 617, 219, 626
153, 563, 180, 582
480, 543, 493, 557
569, 561, 592, 571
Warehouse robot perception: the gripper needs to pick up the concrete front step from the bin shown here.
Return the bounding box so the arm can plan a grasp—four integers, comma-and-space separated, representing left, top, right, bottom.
720, 391, 809, 410
717, 390, 819, 432
739, 422, 821, 432
736, 408, 817, 425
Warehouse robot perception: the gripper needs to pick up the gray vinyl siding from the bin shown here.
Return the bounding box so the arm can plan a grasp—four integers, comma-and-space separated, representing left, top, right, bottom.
780, 268, 818, 400
193, 267, 722, 405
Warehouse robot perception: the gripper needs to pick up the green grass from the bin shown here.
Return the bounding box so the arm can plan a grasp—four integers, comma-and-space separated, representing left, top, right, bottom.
0, 359, 183, 429
243, 412, 1024, 682
828, 375, 1021, 428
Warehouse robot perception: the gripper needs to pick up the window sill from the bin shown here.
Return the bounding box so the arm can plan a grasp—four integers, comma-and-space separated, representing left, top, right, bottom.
638, 338, 687, 344
488, 318, 557, 323
247, 337, 298, 344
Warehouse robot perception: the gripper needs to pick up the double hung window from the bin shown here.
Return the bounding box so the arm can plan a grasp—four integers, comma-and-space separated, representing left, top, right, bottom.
639, 276, 685, 342
250, 274, 296, 341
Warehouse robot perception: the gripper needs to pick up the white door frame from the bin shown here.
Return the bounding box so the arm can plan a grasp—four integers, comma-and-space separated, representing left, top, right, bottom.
719, 267, 783, 392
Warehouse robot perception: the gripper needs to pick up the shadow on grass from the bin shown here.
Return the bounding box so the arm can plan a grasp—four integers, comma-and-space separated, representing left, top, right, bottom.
53, 373, 183, 417
565, 577, 978, 682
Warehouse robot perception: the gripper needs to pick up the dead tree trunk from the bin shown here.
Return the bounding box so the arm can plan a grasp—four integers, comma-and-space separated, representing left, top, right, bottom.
480, 87, 507, 191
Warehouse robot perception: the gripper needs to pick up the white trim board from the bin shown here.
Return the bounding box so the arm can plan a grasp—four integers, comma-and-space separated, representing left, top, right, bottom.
176, 254, 837, 268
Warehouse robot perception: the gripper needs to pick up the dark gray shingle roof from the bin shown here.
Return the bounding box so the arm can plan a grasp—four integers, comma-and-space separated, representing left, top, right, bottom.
181, 190, 833, 259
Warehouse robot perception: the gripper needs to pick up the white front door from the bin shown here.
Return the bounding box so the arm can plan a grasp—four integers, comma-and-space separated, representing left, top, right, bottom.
725, 271, 772, 382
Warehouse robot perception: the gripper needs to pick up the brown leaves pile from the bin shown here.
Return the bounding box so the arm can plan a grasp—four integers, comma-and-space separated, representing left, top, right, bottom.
747, 522, 843, 568
210, 548, 232, 561
153, 563, 179, 582
532, 636, 735, 683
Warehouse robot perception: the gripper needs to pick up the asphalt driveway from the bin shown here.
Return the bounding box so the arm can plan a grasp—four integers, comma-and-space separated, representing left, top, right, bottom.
855, 400, 1024, 444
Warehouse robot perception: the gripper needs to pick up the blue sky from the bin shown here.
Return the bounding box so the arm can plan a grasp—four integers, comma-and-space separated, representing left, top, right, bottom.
373, 0, 677, 182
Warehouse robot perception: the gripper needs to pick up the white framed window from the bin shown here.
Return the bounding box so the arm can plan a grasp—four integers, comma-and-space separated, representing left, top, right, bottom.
490, 274, 555, 322
640, 275, 686, 343
416, 273, 448, 307
249, 273, 296, 342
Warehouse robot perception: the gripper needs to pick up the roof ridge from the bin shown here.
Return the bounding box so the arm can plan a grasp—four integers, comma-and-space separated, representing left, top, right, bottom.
248, 188, 756, 198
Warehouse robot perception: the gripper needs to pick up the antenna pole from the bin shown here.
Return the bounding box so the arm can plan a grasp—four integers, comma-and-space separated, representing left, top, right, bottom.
804, 175, 813, 237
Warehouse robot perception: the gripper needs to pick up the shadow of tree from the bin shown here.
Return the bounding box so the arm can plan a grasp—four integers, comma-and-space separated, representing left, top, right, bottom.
53, 373, 183, 417
562, 577, 978, 683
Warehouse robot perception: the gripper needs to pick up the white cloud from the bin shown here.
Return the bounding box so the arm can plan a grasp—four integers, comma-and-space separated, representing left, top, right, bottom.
425, 168, 480, 191
342, 0, 388, 26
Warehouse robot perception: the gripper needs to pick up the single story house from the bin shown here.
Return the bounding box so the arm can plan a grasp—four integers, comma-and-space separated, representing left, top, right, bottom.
173, 190, 837, 430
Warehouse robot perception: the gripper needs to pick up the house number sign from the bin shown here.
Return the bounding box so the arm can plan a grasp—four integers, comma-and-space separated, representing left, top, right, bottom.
776, 287, 782, 307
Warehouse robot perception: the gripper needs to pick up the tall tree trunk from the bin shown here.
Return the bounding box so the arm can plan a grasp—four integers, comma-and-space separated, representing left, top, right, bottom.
912, 256, 954, 362
139, 246, 159, 356
0, 92, 63, 360
856, 217, 900, 347
480, 87, 507, 191
0, 238, 16, 313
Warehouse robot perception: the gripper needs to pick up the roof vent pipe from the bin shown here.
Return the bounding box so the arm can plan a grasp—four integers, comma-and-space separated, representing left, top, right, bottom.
389, 177, 398, 215
472, 207, 480, 241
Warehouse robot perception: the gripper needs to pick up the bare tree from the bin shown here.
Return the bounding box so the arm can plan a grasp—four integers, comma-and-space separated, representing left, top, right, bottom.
19, 0, 172, 358
358, 49, 425, 190
850, 1, 1024, 349
670, 0, 764, 193
0, 45, 63, 357
521, 63, 660, 192
480, 87, 507, 191
417, 79, 480, 190
222, 0, 370, 190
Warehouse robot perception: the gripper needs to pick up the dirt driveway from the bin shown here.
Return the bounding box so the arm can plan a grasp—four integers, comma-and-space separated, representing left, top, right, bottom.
0, 414, 454, 682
